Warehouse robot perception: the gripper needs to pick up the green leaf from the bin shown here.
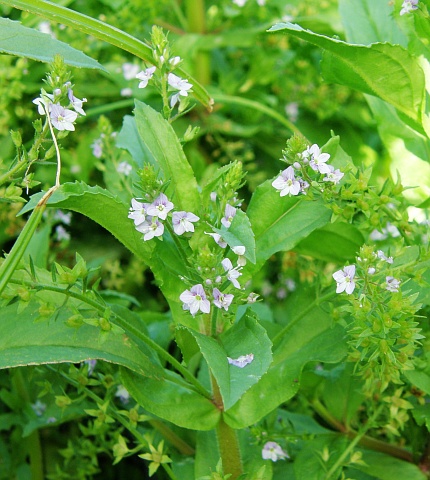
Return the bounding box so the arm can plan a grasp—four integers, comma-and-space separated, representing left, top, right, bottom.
134, 101, 200, 212
294, 222, 364, 263
116, 115, 155, 167
214, 210, 256, 264
121, 367, 221, 430
268, 22, 426, 130
0, 18, 104, 70
176, 311, 272, 410
351, 450, 427, 480
223, 318, 347, 429
247, 183, 331, 272
0, 301, 163, 378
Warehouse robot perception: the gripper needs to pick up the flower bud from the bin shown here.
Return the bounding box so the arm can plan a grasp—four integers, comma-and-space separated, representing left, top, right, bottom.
10, 130, 22, 147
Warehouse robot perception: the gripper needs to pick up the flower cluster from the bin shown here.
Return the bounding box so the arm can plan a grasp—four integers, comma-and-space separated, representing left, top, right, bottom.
272, 143, 343, 197
128, 194, 199, 241
400, 0, 419, 15
33, 82, 86, 132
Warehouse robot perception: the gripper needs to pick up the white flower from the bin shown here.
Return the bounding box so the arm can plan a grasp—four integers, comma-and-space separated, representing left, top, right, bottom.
120, 88, 133, 97
302, 144, 331, 174
233, 0, 247, 5
115, 385, 130, 404
31, 400, 47, 416
262, 442, 289, 462
169, 56, 181, 66
53, 210, 72, 225
49, 104, 78, 131
332, 265, 356, 294
55, 225, 70, 242
232, 245, 246, 266
247, 292, 259, 303
213, 288, 234, 310
386, 276, 401, 292
136, 217, 164, 241
227, 353, 254, 368
128, 198, 149, 227
146, 193, 174, 220
136, 66, 156, 88
272, 166, 301, 196
221, 258, 242, 289
323, 165, 344, 184
91, 138, 103, 158
117, 161, 132, 176
180, 284, 211, 315
205, 232, 227, 248
285, 102, 299, 121
33, 96, 51, 115
377, 250, 394, 264
400, 0, 419, 15
67, 89, 87, 116
168, 73, 193, 107
368, 267, 376, 275
172, 211, 199, 235
221, 204, 237, 228
122, 63, 140, 80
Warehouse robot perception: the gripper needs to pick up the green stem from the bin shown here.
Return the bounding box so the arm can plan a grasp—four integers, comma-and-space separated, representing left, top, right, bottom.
211, 93, 305, 137
210, 374, 243, 479
0, 0, 212, 109
10, 278, 211, 400
168, 0, 188, 31
12, 369, 44, 480
0, 187, 57, 295
324, 405, 384, 480
0, 157, 27, 187
149, 419, 195, 456
272, 290, 336, 346
185, 0, 211, 86
312, 398, 414, 464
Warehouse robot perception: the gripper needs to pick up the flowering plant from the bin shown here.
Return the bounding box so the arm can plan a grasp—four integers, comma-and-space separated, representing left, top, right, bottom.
0, 1, 430, 479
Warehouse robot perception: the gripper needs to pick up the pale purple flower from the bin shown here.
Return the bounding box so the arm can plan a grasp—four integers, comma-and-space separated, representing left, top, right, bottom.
122, 63, 140, 80
262, 441, 289, 462
221, 204, 237, 228
210, 192, 217, 202
232, 245, 246, 266
227, 353, 254, 368
55, 225, 70, 242
205, 232, 227, 248
146, 193, 174, 220
115, 385, 130, 405
38, 21, 54, 36
333, 265, 356, 294
302, 144, 331, 174
221, 258, 242, 289
377, 250, 394, 264
285, 102, 298, 122
180, 284, 211, 315
368, 267, 376, 275
299, 178, 310, 194
168, 73, 193, 107
91, 138, 103, 158
120, 87, 133, 97
50, 103, 78, 131
370, 222, 401, 241
400, 0, 419, 15
128, 198, 149, 227
323, 165, 344, 184
31, 400, 47, 416
33, 95, 52, 115
117, 161, 132, 176
386, 276, 401, 292
53, 210, 72, 225
136, 217, 164, 241
84, 359, 97, 376
272, 166, 301, 197
136, 66, 156, 88
213, 288, 234, 310
172, 211, 199, 235
68, 89, 87, 116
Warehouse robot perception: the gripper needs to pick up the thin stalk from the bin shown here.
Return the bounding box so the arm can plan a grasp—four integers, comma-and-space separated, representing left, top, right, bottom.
10, 279, 211, 400
210, 374, 243, 479
185, 0, 211, 86
272, 290, 336, 346
168, 0, 188, 31
0, 0, 212, 109
324, 406, 384, 480
211, 93, 306, 137
0, 157, 27, 187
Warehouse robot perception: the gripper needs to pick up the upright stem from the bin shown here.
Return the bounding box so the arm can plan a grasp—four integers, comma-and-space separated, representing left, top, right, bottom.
185, 0, 211, 85
210, 374, 243, 479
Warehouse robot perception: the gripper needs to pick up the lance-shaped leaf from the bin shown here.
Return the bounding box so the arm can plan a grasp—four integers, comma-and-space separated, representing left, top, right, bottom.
0, 18, 104, 70
0, 301, 163, 379
269, 22, 426, 131
121, 367, 221, 431
134, 101, 201, 212
176, 311, 272, 411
